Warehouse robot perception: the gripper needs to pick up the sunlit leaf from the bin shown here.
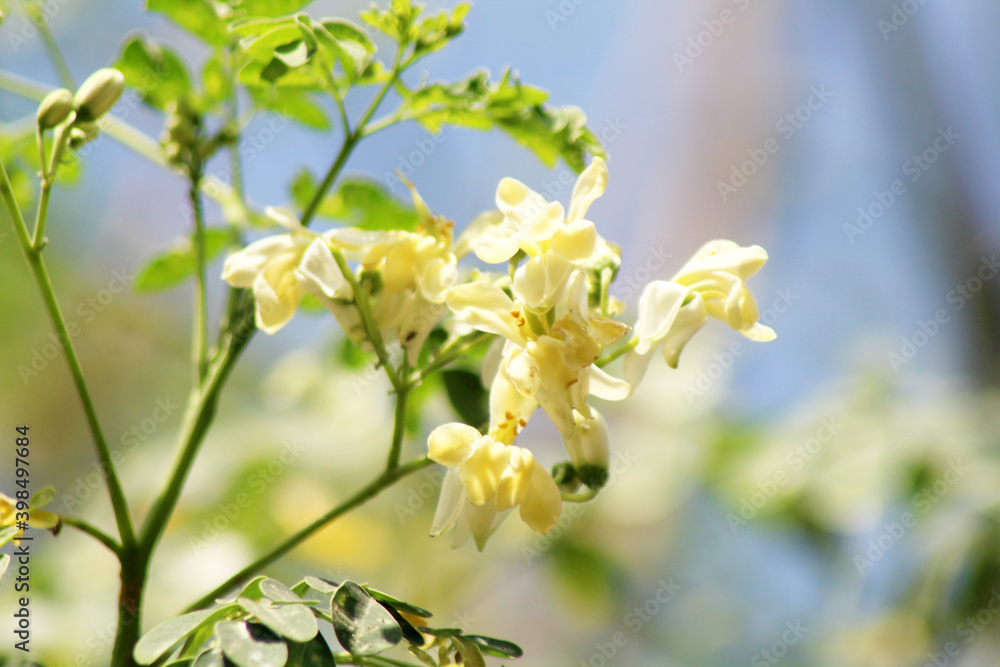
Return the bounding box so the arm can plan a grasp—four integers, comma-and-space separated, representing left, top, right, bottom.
238, 597, 318, 643
134, 609, 215, 664
217, 621, 287, 667
116, 35, 193, 111
330, 581, 401, 656
146, 0, 229, 47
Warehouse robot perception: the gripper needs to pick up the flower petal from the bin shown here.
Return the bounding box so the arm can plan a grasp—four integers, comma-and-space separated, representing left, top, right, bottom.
296, 239, 351, 299
518, 463, 561, 534
587, 365, 632, 401
430, 468, 466, 537
633, 281, 689, 355
496, 447, 535, 512
428, 423, 482, 467
567, 157, 608, 223
459, 438, 509, 506
446, 281, 524, 343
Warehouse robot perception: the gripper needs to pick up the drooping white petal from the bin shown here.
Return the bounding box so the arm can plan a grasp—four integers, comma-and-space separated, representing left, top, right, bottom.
567, 157, 608, 223
513, 252, 573, 310
633, 281, 689, 355
661, 296, 708, 368
741, 322, 777, 342
587, 365, 632, 401
296, 239, 350, 299
430, 468, 466, 537
454, 210, 504, 259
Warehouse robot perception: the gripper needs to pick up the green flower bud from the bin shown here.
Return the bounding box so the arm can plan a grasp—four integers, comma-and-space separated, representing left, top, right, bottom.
36, 89, 74, 130
68, 123, 100, 150
73, 68, 125, 123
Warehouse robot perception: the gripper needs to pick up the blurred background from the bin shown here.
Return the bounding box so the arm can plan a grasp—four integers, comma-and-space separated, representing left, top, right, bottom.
3, 0, 1000, 665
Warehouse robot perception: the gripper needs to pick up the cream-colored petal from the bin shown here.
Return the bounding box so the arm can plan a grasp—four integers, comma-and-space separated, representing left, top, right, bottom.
264, 206, 306, 232
550, 219, 597, 262
430, 468, 466, 536
454, 210, 504, 259
496, 447, 535, 511
296, 239, 351, 299
661, 297, 708, 368
221, 235, 297, 287
505, 348, 541, 398
741, 322, 777, 342
566, 410, 609, 470
474, 226, 521, 264
466, 500, 504, 551
624, 348, 655, 388
633, 281, 689, 354
252, 265, 302, 334
513, 251, 573, 310
587, 366, 632, 401
419, 256, 456, 303
427, 423, 482, 467
496, 177, 548, 224
567, 157, 608, 222
459, 438, 509, 506
518, 463, 561, 534
446, 282, 524, 343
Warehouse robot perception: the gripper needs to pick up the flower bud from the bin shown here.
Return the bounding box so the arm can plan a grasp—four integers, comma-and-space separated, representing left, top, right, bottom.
68, 122, 100, 150
567, 410, 610, 490
36, 89, 74, 130
73, 68, 125, 123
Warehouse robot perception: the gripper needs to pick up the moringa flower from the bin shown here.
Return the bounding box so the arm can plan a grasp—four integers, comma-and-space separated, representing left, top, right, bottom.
221, 208, 352, 334
625, 240, 776, 386
472, 157, 607, 265
0, 492, 60, 543
427, 422, 561, 550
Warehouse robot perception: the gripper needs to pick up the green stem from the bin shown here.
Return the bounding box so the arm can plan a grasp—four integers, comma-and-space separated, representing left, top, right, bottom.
34, 13, 75, 89
138, 319, 252, 554
189, 167, 209, 384
299, 44, 404, 228
409, 331, 492, 387
183, 457, 433, 613
331, 250, 400, 390
387, 361, 410, 469
596, 337, 637, 368
561, 488, 599, 502
0, 156, 137, 550
60, 515, 121, 554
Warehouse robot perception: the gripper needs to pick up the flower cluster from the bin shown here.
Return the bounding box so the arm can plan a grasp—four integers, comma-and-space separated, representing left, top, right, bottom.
221, 157, 775, 549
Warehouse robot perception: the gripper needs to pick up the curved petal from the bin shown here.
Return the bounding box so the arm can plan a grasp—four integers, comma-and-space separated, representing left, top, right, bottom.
661, 297, 708, 368
741, 321, 777, 342
587, 365, 632, 401
518, 463, 561, 534
446, 282, 524, 343
624, 348, 655, 388
550, 219, 597, 262
222, 235, 298, 287
430, 468, 466, 537
428, 423, 482, 467
496, 447, 535, 512
264, 206, 305, 232
296, 239, 351, 299
455, 210, 504, 259
459, 438, 509, 506
513, 251, 574, 310
567, 157, 608, 223
253, 262, 302, 334
633, 281, 689, 355
474, 226, 521, 264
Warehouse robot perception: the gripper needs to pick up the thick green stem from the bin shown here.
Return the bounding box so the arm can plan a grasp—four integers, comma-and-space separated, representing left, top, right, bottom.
189, 168, 209, 384
109, 545, 148, 667
0, 156, 136, 549
183, 457, 433, 613
138, 320, 252, 554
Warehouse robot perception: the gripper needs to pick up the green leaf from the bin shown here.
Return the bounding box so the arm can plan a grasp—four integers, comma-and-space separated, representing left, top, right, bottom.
330, 581, 402, 656
178, 605, 242, 658
0, 526, 19, 548
249, 87, 330, 130
0, 554, 10, 581
238, 598, 318, 643
217, 621, 287, 667
135, 609, 215, 664
146, 0, 229, 47
442, 369, 488, 429
260, 578, 301, 602
379, 605, 424, 646
364, 588, 432, 618
286, 634, 337, 666
134, 228, 232, 293
462, 635, 523, 659
116, 35, 193, 111
407, 646, 436, 667
236, 0, 312, 17
28, 485, 54, 509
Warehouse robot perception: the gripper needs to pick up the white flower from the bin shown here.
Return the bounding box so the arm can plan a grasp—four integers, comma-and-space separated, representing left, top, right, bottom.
625, 240, 776, 386
221, 208, 351, 334
427, 422, 561, 550
472, 157, 607, 265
